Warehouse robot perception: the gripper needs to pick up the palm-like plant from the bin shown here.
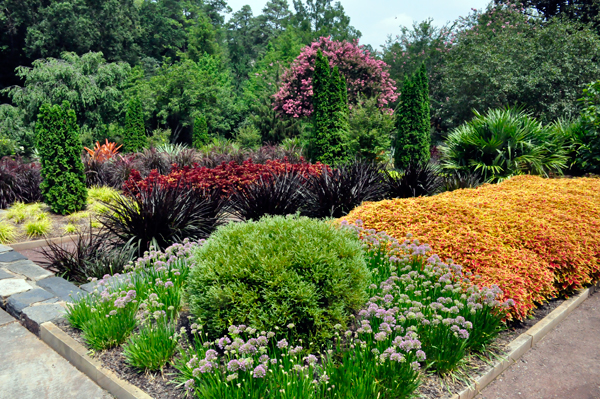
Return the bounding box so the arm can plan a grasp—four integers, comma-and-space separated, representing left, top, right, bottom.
439, 108, 569, 182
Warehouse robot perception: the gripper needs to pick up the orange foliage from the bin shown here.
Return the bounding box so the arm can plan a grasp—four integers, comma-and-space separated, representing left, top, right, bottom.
342, 176, 600, 319
84, 139, 122, 163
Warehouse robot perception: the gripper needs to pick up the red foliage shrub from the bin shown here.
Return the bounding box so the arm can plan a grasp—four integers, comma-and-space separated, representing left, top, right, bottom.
123, 158, 327, 197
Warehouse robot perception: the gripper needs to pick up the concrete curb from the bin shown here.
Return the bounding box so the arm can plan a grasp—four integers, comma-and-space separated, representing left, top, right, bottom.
451, 282, 599, 399
40, 321, 153, 399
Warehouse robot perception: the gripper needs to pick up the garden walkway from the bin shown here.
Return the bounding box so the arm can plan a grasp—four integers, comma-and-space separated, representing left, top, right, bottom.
0, 306, 112, 399
477, 290, 600, 399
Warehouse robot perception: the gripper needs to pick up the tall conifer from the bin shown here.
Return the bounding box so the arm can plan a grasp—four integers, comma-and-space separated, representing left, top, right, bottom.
123, 97, 147, 152
35, 101, 87, 215
394, 64, 431, 170
309, 51, 349, 165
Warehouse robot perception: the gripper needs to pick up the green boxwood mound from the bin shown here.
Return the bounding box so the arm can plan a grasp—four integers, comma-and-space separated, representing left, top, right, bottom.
186, 215, 370, 348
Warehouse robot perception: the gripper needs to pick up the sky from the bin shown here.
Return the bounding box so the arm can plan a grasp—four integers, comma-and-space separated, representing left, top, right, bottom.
225, 0, 492, 49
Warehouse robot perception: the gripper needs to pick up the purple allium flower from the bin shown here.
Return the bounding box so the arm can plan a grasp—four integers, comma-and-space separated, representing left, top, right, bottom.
411, 361, 421, 371
305, 354, 318, 365
259, 354, 270, 363
204, 349, 218, 361
277, 339, 288, 349
227, 359, 240, 372
416, 350, 426, 361
390, 353, 405, 362
184, 379, 194, 391
253, 365, 267, 378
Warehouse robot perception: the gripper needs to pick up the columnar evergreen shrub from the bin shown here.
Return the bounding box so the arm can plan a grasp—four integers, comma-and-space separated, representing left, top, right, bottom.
192, 115, 209, 149
123, 97, 147, 153
308, 50, 349, 165
186, 215, 370, 348
394, 64, 431, 170
35, 101, 87, 215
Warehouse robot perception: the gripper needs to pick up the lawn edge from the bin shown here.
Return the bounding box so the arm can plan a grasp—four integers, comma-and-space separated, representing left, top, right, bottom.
39, 321, 153, 399
451, 282, 599, 399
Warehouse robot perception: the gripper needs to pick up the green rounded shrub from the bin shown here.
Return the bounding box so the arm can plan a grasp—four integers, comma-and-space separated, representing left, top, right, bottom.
186, 215, 370, 348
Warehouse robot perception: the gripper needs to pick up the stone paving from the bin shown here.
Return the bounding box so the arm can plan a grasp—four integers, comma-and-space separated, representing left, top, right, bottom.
0, 244, 112, 398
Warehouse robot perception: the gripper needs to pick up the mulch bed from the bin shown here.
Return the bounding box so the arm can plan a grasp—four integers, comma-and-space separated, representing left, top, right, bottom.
55, 298, 567, 399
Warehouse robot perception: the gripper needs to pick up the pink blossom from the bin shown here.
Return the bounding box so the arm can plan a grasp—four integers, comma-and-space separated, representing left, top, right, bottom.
273, 36, 398, 117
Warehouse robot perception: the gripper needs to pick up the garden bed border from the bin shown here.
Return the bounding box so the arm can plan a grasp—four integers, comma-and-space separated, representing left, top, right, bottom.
9, 233, 90, 252
38, 282, 599, 399
451, 282, 599, 399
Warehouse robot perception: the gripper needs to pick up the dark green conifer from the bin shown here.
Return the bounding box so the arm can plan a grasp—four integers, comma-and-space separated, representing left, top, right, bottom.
35, 101, 87, 215
394, 64, 431, 170
123, 97, 147, 152
309, 51, 349, 165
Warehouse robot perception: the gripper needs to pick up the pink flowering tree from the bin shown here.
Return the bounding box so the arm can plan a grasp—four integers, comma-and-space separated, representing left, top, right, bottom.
273, 37, 398, 118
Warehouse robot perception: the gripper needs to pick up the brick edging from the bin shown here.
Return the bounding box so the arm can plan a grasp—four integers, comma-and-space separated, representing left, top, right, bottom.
451, 282, 599, 399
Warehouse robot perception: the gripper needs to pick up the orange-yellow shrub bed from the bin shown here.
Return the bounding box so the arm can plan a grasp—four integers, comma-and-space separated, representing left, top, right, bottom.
342, 176, 600, 319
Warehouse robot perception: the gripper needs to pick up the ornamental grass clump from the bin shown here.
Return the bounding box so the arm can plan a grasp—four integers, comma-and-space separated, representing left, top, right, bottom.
186, 215, 370, 349
66, 239, 203, 350
342, 175, 600, 319
80, 289, 139, 350
122, 300, 180, 371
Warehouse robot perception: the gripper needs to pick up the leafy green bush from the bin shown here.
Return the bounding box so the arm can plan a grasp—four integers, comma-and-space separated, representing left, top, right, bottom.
235, 122, 262, 149
192, 116, 209, 149
186, 215, 370, 348
440, 107, 569, 182
576, 81, 600, 174
347, 96, 394, 162
35, 101, 88, 214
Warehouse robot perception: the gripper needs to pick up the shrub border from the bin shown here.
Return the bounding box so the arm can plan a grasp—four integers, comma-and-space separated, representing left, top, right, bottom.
38, 282, 599, 399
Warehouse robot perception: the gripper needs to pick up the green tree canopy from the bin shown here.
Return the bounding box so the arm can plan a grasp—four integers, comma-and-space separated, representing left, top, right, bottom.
435, 4, 600, 130
129, 54, 239, 142
4, 51, 131, 137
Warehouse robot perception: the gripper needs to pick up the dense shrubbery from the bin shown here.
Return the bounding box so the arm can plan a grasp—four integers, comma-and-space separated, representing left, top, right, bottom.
35, 101, 88, 214
186, 216, 371, 348
123, 159, 326, 198
344, 175, 600, 319
440, 108, 570, 182
0, 157, 42, 209
577, 80, 600, 174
